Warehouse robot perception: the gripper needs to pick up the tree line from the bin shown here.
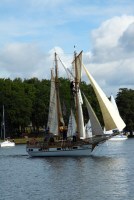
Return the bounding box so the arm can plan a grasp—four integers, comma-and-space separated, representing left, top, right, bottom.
0, 77, 133, 138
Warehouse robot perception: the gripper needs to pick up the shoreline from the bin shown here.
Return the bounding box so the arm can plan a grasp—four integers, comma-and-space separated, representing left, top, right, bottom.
0, 135, 133, 145
0, 137, 43, 145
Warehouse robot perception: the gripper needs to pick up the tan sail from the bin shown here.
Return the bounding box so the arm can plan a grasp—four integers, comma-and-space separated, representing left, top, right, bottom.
72, 51, 82, 83
47, 69, 59, 135
55, 53, 65, 131
83, 64, 126, 131
47, 55, 64, 135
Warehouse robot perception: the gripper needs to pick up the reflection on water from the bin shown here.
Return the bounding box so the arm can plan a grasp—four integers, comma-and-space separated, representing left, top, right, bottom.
0, 139, 134, 200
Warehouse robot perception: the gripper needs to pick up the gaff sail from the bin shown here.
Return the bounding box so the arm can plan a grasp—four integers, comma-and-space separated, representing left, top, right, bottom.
47, 69, 59, 135
47, 68, 64, 135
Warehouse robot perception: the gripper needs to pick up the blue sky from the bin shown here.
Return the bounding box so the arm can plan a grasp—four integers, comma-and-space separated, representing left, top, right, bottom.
0, 0, 133, 51
0, 0, 134, 96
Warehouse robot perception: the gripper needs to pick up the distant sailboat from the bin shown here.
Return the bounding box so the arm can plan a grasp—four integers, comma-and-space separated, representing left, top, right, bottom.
0, 105, 15, 147
26, 51, 126, 157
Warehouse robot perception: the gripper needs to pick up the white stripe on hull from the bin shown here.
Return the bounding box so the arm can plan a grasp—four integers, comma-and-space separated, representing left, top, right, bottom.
26, 145, 92, 157
109, 137, 127, 141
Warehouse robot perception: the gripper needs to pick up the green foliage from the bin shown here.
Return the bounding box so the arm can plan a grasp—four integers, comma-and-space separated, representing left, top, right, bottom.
116, 88, 134, 135
0, 78, 133, 138
59, 78, 71, 125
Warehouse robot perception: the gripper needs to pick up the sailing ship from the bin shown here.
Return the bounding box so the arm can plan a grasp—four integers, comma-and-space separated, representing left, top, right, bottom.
26, 51, 126, 157
0, 105, 15, 147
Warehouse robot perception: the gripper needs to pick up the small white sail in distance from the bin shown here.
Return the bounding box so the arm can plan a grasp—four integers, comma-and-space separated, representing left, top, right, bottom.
83, 93, 104, 136
85, 120, 92, 138
110, 95, 119, 115
104, 95, 119, 134
67, 109, 76, 137
103, 127, 113, 135
83, 64, 126, 132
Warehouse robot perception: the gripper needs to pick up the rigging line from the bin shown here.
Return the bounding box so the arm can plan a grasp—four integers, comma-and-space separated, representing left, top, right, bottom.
67, 68, 75, 80
58, 55, 74, 80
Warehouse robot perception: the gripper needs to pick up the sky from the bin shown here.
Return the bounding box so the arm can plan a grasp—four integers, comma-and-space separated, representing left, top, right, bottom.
0, 0, 134, 97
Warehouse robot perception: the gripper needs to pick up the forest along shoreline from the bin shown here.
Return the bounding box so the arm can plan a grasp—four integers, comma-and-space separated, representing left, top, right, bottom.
0, 133, 133, 146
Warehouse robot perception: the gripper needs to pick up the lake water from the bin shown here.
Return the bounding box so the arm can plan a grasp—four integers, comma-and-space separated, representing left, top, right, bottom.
0, 139, 134, 200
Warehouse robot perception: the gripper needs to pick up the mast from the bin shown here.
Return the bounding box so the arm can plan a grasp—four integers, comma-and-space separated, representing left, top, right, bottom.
2, 105, 5, 140
74, 51, 80, 139
55, 52, 60, 136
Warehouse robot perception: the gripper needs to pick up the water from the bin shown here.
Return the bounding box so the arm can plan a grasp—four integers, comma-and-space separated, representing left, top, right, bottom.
0, 139, 134, 200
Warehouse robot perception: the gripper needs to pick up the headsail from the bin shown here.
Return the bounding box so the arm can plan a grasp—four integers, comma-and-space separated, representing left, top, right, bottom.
83, 64, 126, 131
83, 94, 104, 136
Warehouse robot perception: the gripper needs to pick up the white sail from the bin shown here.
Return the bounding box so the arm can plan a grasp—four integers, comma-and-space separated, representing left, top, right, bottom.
104, 95, 120, 134
110, 95, 119, 115
83, 94, 104, 136
85, 120, 92, 138
83, 64, 126, 132
67, 110, 76, 137
103, 127, 113, 135
77, 90, 86, 139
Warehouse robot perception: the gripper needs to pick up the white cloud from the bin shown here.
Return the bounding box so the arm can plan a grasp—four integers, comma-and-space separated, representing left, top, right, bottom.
91, 15, 134, 61
119, 22, 134, 52
0, 44, 72, 80
84, 15, 134, 96
0, 43, 43, 78
0, 11, 134, 97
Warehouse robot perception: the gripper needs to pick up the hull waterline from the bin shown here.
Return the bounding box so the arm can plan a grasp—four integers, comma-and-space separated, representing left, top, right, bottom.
109, 135, 127, 141
26, 145, 92, 157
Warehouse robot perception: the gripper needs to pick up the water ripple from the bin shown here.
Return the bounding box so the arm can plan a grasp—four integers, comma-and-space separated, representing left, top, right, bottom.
0, 140, 134, 200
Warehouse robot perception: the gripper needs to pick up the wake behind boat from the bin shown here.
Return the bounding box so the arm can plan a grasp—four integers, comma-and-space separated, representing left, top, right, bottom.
26, 51, 126, 157
109, 134, 127, 141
